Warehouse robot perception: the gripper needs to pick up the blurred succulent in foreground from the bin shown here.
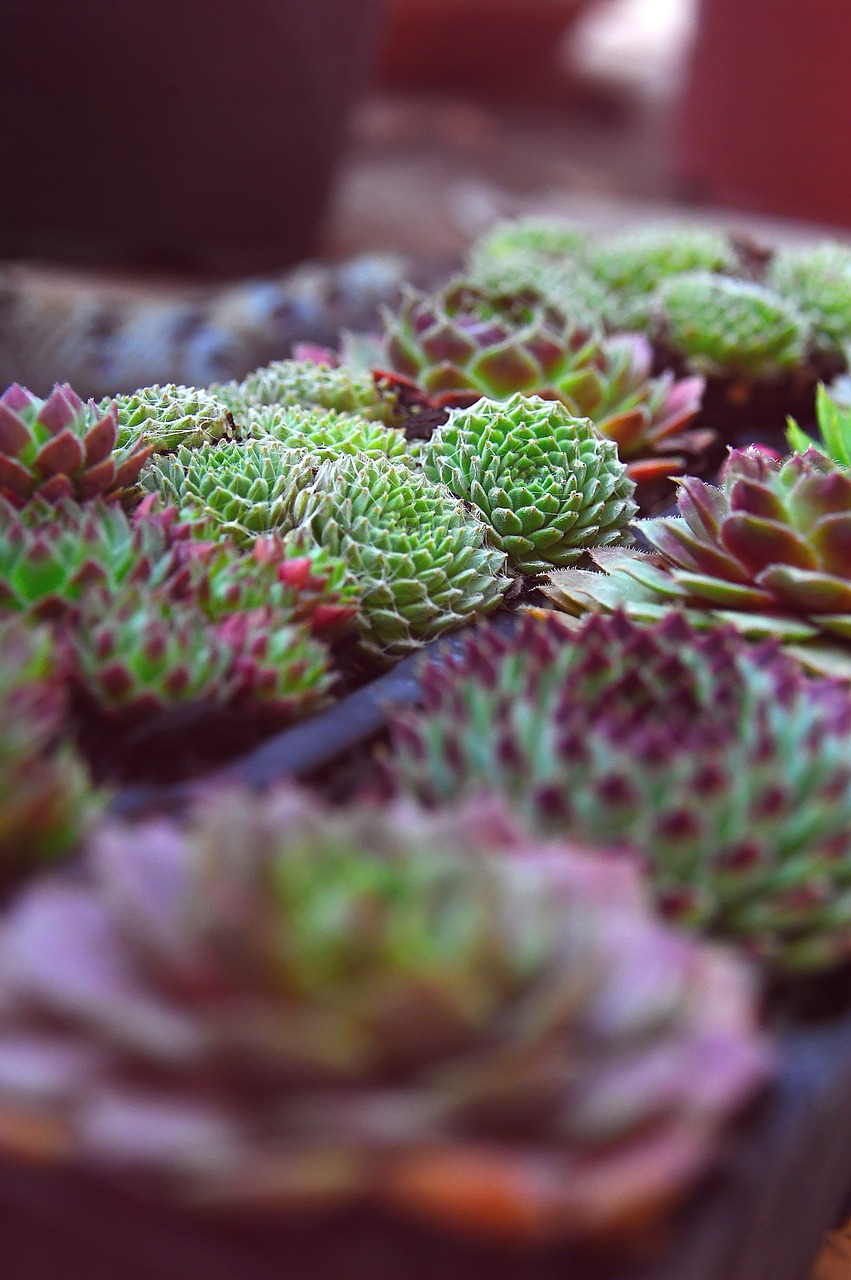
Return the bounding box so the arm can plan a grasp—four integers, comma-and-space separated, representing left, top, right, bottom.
389, 611, 851, 970
105, 384, 238, 455
291, 455, 510, 660
69, 590, 334, 727
0, 618, 92, 877
0, 788, 770, 1242
142, 440, 316, 546
424, 395, 635, 572
657, 274, 810, 380
220, 358, 399, 423
787, 383, 851, 466
544, 446, 851, 678
0, 383, 150, 506
0, 497, 176, 619
245, 405, 408, 461
768, 242, 851, 358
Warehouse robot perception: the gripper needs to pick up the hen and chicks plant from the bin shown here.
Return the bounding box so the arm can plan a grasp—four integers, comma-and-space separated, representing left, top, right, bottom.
0, 788, 769, 1243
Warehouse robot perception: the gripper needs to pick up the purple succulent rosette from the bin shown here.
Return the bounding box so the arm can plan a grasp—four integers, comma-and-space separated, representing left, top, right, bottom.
0, 789, 769, 1246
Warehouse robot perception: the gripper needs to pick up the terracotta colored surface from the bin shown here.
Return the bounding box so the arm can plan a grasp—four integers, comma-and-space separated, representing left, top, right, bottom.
813, 1223, 851, 1280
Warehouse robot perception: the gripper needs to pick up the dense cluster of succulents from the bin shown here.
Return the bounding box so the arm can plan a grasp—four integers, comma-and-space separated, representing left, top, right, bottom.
291, 454, 510, 659
220, 357, 399, 423
0, 787, 769, 1240
377, 281, 708, 479
143, 440, 317, 545
0, 618, 91, 878
424, 395, 636, 572
543, 446, 851, 676
0, 383, 150, 506
106, 383, 238, 454
389, 611, 851, 969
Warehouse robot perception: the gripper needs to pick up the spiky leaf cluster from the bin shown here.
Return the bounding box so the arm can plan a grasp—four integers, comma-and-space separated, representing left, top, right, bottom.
0, 788, 769, 1240
222, 359, 399, 423
0, 383, 150, 506
69, 590, 334, 727
768, 242, 851, 356
0, 618, 92, 877
142, 440, 317, 546
0, 497, 176, 619
291, 455, 510, 660
105, 384, 238, 455
469, 217, 591, 266
389, 611, 851, 969
245, 404, 408, 460
658, 273, 809, 379
424, 395, 635, 572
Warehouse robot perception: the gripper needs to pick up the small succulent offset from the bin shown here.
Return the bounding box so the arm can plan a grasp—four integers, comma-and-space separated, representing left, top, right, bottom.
768, 242, 851, 358
221, 358, 399, 423
105, 383, 238, 455
0, 618, 92, 878
389, 611, 851, 970
657, 273, 810, 380
69, 589, 335, 727
424, 395, 636, 573
545, 446, 851, 677
0, 497, 177, 619
142, 440, 317, 545
469, 216, 592, 266
0, 383, 151, 506
0, 788, 770, 1242
787, 383, 851, 465
291, 455, 510, 660
245, 404, 408, 460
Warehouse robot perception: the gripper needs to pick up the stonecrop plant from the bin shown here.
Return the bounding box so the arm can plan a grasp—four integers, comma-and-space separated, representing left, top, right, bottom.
543, 445, 851, 677
0, 383, 151, 506
423, 395, 636, 572
290, 454, 511, 660
389, 611, 851, 970
0, 787, 770, 1243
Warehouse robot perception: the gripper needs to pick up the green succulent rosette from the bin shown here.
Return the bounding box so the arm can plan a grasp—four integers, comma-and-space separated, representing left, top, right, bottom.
244, 404, 408, 461
657, 273, 810, 379
768, 241, 851, 358
220, 358, 399, 423
424, 394, 636, 573
290, 454, 510, 660
105, 383, 239, 455
142, 439, 317, 546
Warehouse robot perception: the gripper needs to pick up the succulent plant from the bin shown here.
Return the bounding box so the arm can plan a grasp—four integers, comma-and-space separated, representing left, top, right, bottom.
542, 446, 851, 677
0, 618, 92, 877
220, 358, 399, 424
768, 242, 851, 357
142, 440, 317, 546
469, 216, 591, 266
190, 533, 358, 639
245, 404, 408, 460
389, 610, 851, 970
381, 280, 601, 404
0, 497, 176, 620
465, 254, 609, 337
0, 787, 770, 1241
69, 590, 334, 726
0, 382, 150, 506
290, 455, 510, 660
657, 273, 810, 379
787, 383, 851, 465
105, 384, 238, 455
423, 395, 636, 573
590, 225, 734, 295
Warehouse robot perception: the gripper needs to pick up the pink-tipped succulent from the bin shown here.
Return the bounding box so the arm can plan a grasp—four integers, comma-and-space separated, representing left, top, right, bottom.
0, 383, 151, 506
0, 788, 769, 1244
